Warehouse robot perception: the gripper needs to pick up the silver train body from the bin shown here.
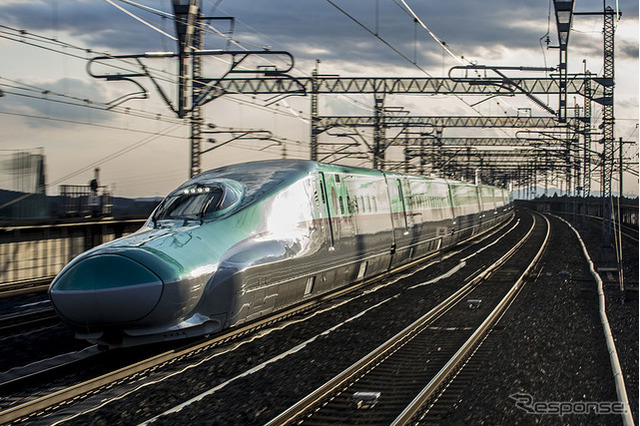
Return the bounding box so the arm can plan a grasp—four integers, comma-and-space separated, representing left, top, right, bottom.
49, 160, 512, 347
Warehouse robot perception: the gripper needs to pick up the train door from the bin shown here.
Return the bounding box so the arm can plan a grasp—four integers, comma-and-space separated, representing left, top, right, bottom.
326, 173, 356, 247
387, 177, 412, 267
398, 178, 415, 229
337, 176, 356, 240
317, 172, 335, 249
395, 179, 409, 233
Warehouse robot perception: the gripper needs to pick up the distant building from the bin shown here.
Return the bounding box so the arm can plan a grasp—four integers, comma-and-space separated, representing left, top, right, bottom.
0, 149, 47, 220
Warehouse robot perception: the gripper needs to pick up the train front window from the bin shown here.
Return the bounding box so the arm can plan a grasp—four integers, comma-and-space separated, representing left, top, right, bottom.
154, 186, 224, 221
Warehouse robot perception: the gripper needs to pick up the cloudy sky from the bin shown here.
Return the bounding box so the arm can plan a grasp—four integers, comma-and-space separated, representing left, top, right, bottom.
0, 0, 637, 197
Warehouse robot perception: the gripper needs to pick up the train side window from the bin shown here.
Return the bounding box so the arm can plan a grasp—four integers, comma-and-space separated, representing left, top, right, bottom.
304, 277, 315, 296
367, 196, 372, 212
346, 195, 353, 214
334, 174, 341, 183
339, 196, 344, 215
372, 196, 378, 212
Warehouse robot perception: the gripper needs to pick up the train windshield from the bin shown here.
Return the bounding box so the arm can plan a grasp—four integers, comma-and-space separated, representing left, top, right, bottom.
154, 186, 224, 222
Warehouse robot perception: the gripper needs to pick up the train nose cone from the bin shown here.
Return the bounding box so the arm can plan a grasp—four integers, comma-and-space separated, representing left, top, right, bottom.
50, 254, 163, 325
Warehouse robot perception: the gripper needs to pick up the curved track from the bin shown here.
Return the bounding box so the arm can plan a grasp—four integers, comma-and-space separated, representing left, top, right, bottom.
265, 211, 549, 425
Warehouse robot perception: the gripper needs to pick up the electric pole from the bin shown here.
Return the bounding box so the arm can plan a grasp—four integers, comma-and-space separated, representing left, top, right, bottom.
173, 0, 202, 178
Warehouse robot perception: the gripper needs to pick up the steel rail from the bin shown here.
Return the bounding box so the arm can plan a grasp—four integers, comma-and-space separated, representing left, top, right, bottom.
0, 346, 101, 390
0, 307, 58, 335
265, 212, 538, 426
0, 277, 53, 298
0, 214, 515, 424
0, 299, 320, 424
392, 212, 550, 424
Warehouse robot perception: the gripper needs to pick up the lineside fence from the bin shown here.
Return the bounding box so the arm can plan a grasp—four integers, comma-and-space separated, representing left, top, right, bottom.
0, 218, 146, 284
523, 196, 638, 229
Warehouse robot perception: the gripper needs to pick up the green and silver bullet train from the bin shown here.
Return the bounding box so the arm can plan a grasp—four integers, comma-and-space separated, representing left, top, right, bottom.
49, 160, 512, 347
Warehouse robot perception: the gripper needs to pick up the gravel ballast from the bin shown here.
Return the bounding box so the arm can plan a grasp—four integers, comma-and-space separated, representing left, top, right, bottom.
435, 213, 636, 425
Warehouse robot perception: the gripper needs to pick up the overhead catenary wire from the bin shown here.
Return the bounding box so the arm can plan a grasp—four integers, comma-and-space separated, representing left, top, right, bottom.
323, 0, 518, 137
0, 25, 316, 125
393, 0, 467, 66
114, 0, 266, 51
324, 0, 430, 75
391, 0, 515, 117
89, 4, 317, 123
104, 0, 178, 41
0, 20, 371, 123
4, 2, 630, 195
108, 2, 372, 121
107, 0, 282, 82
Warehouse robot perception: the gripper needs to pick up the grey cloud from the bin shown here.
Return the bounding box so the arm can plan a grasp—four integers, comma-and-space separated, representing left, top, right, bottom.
1, 0, 636, 70
216, 0, 561, 68
0, 1, 175, 53
619, 40, 639, 59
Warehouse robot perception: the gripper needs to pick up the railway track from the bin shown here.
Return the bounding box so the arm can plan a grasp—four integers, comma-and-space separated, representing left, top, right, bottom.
129, 213, 533, 425
265, 211, 549, 425
0, 213, 523, 425
0, 307, 59, 336
0, 277, 53, 299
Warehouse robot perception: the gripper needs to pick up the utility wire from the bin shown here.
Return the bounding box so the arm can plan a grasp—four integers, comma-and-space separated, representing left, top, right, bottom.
0, 79, 183, 125
52, 123, 184, 186
0, 123, 183, 210
0, 110, 186, 138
